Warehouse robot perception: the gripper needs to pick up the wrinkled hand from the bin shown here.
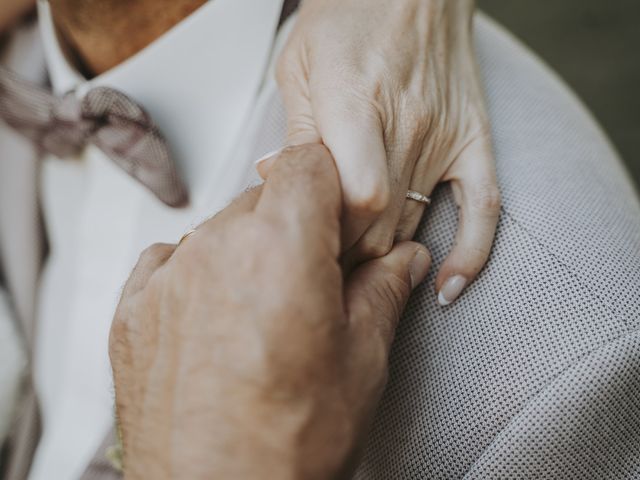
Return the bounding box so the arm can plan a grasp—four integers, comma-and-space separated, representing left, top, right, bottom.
110, 145, 431, 480
267, 0, 500, 305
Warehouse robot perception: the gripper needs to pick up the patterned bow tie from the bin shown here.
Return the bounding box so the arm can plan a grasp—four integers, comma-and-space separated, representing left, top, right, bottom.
0, 65, 188, 207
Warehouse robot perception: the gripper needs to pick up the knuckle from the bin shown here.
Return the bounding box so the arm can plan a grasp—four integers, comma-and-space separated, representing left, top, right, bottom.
280, 144, 331, 166
138, 243, 167, 263
356, 234, 394, 260
469, 243, 493, 260
399, 103, 432, 135
456, 245, 493, 274
323, 83, 379, 122
471, 184, 502, 216
286, 117, 318, 142
377, 273, 411, 319
346, 179, 390, 216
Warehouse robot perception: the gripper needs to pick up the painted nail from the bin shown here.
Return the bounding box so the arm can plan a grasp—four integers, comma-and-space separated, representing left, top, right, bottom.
255, 148, 284, 166
438, 275, 467, 306
409, 249, 431, 289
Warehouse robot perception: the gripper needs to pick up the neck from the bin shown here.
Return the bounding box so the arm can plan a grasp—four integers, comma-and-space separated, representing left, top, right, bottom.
49, 0, 207, 75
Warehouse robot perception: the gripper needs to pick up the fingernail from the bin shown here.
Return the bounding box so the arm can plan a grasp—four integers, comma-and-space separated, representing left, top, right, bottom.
255, 148, 284, 166
409, 249, 431, 289
438, 275, 467, 306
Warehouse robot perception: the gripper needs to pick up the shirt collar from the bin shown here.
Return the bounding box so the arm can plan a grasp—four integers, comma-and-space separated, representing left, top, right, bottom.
38, 0, 285, 204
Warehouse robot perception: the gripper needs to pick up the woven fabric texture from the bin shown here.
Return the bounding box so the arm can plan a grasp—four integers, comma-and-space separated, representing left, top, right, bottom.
248, 14, 640, 480
0, 67, 188, 207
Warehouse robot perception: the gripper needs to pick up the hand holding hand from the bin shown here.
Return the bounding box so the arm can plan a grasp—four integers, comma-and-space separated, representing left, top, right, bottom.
110, 145, 431, 479
269, 0, 500, 305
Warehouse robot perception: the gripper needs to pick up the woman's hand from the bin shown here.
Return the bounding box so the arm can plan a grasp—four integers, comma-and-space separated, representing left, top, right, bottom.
265, 0, 500, 305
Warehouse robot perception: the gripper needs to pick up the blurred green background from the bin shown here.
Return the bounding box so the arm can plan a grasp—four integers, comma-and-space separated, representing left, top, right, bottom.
479, 0, 639, 188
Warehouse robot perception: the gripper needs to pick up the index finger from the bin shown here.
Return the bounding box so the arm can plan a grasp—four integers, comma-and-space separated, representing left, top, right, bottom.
256, 144, 342, 252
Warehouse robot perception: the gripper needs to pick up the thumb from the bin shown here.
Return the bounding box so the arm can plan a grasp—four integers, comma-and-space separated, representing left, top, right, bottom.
346, 242, 431, 351
122, 243, 176, 298
278, 50, 322, 146
257, 57, 322, 179
283, 91, 322, 147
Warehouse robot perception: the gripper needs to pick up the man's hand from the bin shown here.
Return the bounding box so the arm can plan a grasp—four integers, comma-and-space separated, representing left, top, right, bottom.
110, 145, 431, 479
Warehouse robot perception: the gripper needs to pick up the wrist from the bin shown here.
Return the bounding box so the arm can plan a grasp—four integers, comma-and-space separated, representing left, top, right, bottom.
121, 402, 355, 480
185, 401, 355, 480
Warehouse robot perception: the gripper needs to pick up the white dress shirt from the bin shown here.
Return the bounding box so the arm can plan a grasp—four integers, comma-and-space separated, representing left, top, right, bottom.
0, 19, 44, 448
30, 1, 290, 478
0, 287, 25, 445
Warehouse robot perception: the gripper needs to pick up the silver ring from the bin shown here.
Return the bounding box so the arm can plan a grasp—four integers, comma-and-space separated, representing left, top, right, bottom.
406, 190, 431, 205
